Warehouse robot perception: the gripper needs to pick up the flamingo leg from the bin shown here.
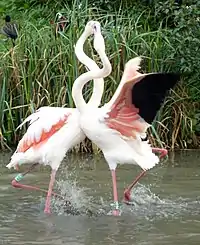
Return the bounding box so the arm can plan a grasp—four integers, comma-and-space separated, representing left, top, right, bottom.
123, 170, 146, 203
11, 164, 71, 209
44, 169, 57, 214
111, 170, 120, 216
123, 147, 168, 203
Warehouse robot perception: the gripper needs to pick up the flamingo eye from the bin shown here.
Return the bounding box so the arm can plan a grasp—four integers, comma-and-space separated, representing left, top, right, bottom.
93, 24, 97, 32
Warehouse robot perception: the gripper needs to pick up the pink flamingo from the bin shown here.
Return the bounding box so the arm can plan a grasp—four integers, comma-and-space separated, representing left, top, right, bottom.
72, 21, 180, 216
6, 21, 106, 214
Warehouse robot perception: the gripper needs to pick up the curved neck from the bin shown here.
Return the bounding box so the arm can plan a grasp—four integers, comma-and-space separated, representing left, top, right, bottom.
75, 31, 104, 108
72, 47, 111, 113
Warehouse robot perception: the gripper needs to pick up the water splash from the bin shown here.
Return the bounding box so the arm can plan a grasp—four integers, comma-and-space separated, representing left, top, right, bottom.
129, 183, 164, 206
46, 168, 103, 216
122, 183, 200, 220
38, 165, 200, 219
46, 178, 200, 219
53, 179, 91, 215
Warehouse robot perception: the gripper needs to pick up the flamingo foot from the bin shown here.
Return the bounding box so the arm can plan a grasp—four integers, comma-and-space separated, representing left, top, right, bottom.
44, 207, 51, 214
123, 189, 131, 202
152, 148, 168, 159
110, 201, 121, 216
112, 209, 121, 216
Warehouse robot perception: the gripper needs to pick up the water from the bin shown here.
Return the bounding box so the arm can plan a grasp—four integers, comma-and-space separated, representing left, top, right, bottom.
0, 150, 200, 244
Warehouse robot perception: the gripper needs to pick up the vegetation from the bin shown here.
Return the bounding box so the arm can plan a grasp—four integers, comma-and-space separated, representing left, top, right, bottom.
0, 0, 199, 151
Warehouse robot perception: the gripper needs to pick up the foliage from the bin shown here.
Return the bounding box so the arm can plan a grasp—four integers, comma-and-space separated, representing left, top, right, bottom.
0, 0, 199, 151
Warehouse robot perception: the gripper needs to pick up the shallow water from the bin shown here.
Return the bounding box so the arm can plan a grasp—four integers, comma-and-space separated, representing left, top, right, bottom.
0, 150, 200, 245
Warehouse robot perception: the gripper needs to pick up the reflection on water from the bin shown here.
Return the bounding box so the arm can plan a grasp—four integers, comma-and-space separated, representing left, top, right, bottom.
0, 150, 200, 244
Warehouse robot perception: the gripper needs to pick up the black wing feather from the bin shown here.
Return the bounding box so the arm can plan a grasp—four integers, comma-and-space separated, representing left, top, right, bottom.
132, 73, 180, 124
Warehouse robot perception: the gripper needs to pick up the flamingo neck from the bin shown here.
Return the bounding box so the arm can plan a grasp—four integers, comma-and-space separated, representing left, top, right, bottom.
75, 31, 104, 108
72, 47, 112, 113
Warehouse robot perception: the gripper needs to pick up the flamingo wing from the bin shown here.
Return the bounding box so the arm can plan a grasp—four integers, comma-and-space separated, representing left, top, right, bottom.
131, 73, 180, 124
105, 58, 180, 139
16, 106, 74, 153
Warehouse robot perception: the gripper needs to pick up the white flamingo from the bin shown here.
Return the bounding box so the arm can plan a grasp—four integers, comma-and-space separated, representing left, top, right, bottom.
6, 21, 105, 214
72, 21, 180, 216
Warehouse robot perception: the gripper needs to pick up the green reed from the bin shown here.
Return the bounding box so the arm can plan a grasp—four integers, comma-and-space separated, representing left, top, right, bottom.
0, 4, 199, 151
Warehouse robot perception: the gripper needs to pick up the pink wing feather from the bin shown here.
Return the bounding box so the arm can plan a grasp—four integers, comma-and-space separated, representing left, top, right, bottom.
16, 107, 73, 153
105, 58, 149, 138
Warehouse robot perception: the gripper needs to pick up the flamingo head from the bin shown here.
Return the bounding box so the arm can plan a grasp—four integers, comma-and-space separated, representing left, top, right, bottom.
85, 20, 101, 36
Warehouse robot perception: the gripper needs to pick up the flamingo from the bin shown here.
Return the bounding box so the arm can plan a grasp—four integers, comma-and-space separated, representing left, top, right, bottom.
6, 21, 105, 214
72, 21, 180, 216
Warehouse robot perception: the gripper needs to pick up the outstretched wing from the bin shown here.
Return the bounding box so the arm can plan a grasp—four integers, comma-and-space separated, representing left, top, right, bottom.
16, 106, 74, 153
105, 58, 180, 139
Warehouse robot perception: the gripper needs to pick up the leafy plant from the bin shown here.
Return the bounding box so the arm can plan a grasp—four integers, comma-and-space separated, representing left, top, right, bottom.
0, 0, 199, 151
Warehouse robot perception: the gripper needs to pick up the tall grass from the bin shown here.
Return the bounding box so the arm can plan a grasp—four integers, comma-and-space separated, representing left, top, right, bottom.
0, 3, 199, 151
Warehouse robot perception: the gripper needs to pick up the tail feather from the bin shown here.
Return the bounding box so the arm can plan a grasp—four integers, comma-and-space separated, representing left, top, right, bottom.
127, 136, 160, 170
136, 153, 159, 171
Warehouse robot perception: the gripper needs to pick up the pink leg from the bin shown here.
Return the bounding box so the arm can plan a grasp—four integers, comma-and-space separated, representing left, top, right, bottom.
44, 169, 56, 214
123, 170, 146, 203
123, 147, 168, 203
111, 170, 120, 216
11, 163, 68, 202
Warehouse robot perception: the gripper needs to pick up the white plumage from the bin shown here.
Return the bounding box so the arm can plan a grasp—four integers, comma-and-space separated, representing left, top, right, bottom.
80, 58, 159, 171
6, 21, 105, 214
80, 105, 159, 171
72, 22, 180, 216
7, 107, 83, 170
